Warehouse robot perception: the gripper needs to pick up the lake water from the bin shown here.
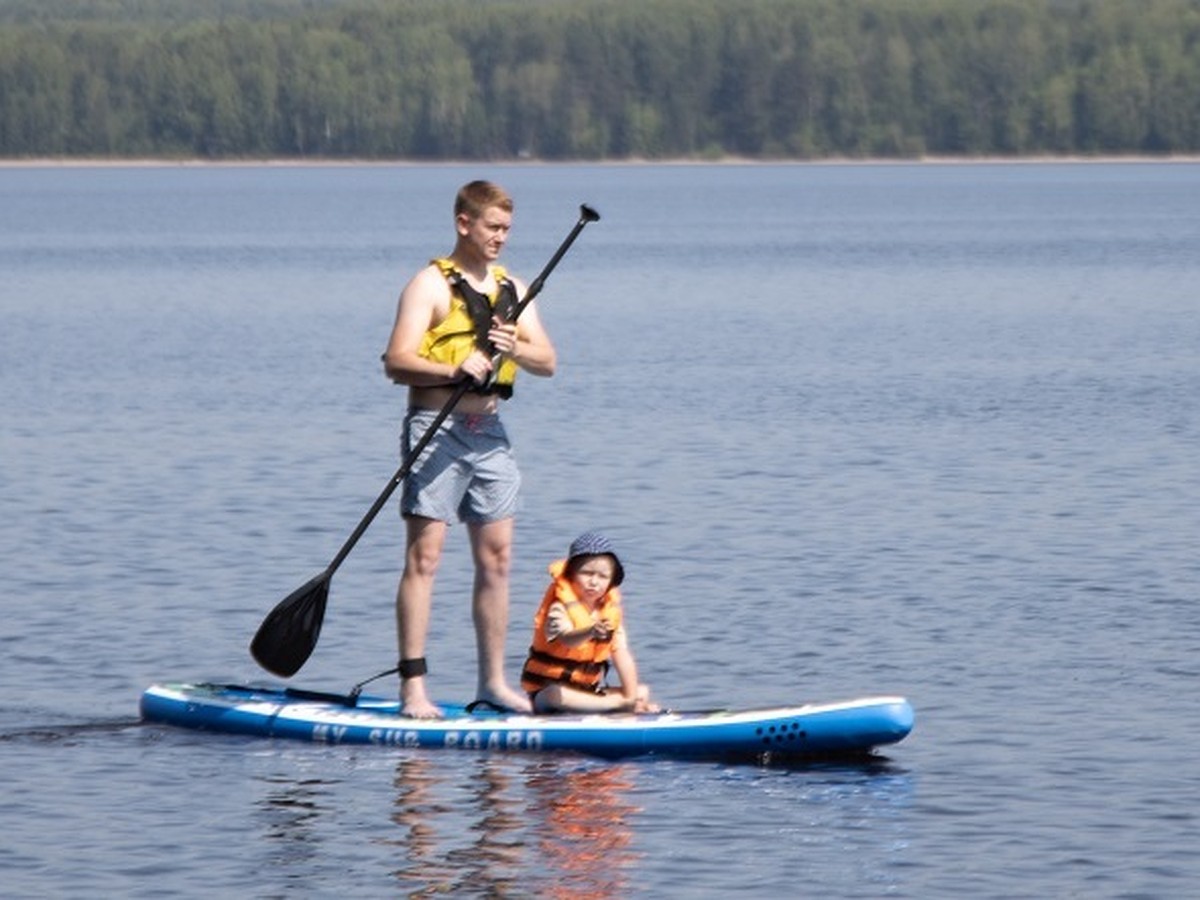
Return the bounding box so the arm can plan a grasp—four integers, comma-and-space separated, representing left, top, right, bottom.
1, 161, 1197, 897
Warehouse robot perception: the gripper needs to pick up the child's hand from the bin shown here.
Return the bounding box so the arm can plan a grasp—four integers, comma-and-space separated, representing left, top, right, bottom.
590, 620, 614, 642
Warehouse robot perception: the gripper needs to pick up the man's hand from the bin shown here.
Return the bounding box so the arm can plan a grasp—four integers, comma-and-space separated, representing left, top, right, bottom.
487, 316, 519, 357
457, 349, 494, 384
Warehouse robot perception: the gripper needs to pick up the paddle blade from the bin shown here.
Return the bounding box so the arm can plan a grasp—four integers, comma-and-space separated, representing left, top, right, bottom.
249, 572, 329, 677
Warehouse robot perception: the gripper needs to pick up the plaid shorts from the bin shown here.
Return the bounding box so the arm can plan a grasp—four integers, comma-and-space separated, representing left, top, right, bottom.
399, 408, 520, 524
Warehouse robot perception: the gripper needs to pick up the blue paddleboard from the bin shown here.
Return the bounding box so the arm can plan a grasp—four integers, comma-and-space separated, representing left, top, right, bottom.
140, 682, 914, 761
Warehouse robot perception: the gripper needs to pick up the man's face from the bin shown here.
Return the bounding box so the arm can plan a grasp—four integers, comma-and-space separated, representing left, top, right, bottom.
458, 205, 512, 261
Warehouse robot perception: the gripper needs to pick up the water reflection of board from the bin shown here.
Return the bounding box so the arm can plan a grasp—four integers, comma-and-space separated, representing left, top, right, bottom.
140, 682, 914, 761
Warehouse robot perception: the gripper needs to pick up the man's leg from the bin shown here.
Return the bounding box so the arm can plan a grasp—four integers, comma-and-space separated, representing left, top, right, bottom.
396, 515, 446, 718
468, 517, 532, 713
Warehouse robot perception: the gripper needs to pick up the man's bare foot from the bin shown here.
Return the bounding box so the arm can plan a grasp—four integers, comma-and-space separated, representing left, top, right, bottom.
400, 677, 443, 719
476, 682, 532, 714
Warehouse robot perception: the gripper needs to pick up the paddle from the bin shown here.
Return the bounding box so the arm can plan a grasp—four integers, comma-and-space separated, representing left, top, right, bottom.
250, 204, 601, 677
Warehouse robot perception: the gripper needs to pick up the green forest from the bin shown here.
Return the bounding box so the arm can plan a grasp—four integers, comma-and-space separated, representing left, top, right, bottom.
2, 0, 1199, 160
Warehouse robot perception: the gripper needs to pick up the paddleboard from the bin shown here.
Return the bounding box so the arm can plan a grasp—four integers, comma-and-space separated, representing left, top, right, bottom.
140, 682, 914, 761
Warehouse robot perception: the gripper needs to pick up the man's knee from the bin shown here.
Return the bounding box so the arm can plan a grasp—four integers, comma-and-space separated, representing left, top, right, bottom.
405, 550, 441, 581
469, 521, 513, 578
405, 518, 447, 579
405, 538, 445, 580
479, 542, 511, 576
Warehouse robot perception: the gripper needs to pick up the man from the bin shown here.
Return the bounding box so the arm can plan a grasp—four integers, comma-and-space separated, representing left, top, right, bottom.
381, 181, 556, 717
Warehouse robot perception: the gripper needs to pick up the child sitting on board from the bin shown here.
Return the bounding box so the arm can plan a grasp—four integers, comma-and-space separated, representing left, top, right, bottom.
521, 532, 658, 713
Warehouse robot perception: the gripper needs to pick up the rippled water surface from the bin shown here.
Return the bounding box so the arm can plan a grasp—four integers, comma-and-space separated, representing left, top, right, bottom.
2, 162, 1198, 897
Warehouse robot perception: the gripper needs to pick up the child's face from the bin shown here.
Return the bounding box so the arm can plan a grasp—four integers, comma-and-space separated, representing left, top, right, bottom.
570, 556, 615, 604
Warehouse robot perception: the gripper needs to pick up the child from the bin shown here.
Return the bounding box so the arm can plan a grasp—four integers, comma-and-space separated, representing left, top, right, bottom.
521, 532, 658, 713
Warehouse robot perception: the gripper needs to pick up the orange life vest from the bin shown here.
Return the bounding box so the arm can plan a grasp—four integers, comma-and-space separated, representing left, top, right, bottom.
521, 560, 623, 695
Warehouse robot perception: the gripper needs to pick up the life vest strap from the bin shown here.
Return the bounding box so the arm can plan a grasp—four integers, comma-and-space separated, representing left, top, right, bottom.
445, 269, 518, 398
523, 647, 608, 689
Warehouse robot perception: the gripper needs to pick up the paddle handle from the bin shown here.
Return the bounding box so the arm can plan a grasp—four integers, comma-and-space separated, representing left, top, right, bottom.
515, 204, 600, 319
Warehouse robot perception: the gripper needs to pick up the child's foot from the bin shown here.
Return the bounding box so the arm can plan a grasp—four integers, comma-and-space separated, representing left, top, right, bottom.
633, 684, 660, 713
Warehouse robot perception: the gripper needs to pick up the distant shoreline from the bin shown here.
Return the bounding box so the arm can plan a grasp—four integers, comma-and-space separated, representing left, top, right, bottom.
3, 154, 1200, 168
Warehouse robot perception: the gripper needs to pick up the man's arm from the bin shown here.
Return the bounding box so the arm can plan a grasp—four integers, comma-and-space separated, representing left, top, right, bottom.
382, 266, 489, 386
504, 278, 556, 377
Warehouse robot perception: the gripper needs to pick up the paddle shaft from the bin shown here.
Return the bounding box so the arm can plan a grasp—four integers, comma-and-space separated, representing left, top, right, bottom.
321, 205, 599, 578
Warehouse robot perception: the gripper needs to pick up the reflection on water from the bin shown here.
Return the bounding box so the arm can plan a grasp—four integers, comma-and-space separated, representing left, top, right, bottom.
525, 762, 641, 899
384, 755, 640, 898
387, 755, 523, 895
259, 775, 338, 853
245, 745, 913, 896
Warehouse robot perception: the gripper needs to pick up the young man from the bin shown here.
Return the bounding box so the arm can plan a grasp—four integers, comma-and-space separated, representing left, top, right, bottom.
381, 181, 557, 718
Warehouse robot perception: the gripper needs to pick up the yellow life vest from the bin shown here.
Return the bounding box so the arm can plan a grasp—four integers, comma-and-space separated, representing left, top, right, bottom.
419, 258, 519, 397
521, 560, 623, 695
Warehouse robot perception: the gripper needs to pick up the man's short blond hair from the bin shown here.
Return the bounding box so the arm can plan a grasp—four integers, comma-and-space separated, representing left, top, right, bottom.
455, 180, 514, 220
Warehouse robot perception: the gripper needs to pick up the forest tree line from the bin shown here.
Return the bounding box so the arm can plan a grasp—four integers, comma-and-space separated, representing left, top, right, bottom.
2, 0, 1199, 160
